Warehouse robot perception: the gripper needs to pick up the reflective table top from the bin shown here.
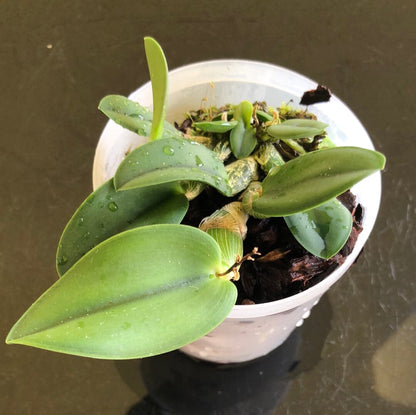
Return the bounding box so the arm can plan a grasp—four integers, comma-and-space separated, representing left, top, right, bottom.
1, 1, 415, 414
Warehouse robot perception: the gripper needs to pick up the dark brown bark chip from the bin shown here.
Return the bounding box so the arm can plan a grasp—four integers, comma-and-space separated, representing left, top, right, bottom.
337, 191, 357, 213
183, 189, 363, 305
300, 85, 332, 105
175, 118, 193, 133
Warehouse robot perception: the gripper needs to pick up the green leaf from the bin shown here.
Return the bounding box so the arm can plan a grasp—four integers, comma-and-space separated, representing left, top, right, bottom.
255, 109, 273, 122
230, 121, 257, 159
144, 37, 168, 141
284, 198, 353, 259
193, 120, 238, 133
7, 225, 237, 359
98, 95, 182, 139
237, 100, 253, 128
124, 192, 188, 229
282, 119, 329, 129
99, 94, 152, 122
114, 137, 232, 196
57, 179, 188, 276
280, 138, 307, 155
266, 118, 328, 140
230, 101, 257, 159
252, 146, 386, 216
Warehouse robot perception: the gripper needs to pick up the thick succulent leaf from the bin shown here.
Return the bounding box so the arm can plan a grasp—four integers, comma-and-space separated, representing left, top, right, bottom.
230, 122, 257, 159
193, 120, 238, 133
57, 179, 188, 276
280, 138, 307, 155
124, 192, 188, 229
284, 198, 353, 259
237, 100, 253, 128
252, 146, 386, 216
98, 95, 182, 139
281, 119, 329, 129
7, 225, 237, 359
144, 37, 168, 141
255, 109, 273, 122
114, 137, 232, 196
99, 94, 152, 122
266, 119, 328, 140
230, 101, 257, 159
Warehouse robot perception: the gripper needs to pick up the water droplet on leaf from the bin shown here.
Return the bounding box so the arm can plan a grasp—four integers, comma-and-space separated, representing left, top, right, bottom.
195, 155, 204, 167
163, 145, 175, 155
58, 255, 68, 265
108, 201, 119, 212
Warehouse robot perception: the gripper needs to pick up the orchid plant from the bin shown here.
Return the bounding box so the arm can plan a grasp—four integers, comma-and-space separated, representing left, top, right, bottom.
6, 38, 385, 359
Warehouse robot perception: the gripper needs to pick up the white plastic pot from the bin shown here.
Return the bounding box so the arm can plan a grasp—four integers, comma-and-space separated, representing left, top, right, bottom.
93, 60, 382, 364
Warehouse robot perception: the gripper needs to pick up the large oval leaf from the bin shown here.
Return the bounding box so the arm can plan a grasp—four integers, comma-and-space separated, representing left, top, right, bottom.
98, 95, 182, 139
284, 198, 353, 259
57, 179, 188, 276
7, 225, 237, 359
252, 146, 385, 216
144, 37, 168, 141
114, 137, 232, 196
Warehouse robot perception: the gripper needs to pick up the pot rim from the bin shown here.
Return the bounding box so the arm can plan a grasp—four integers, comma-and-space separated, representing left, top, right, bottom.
93, 59, 382, 320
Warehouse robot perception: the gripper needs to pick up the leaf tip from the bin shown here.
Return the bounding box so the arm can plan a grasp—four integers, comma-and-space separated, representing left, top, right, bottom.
5, 325, 21, 345
143, 35, 157, 45
377, 151, 387, 170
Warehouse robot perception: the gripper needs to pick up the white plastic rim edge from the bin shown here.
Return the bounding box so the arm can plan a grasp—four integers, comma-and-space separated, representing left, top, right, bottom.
93, 59, 382, 320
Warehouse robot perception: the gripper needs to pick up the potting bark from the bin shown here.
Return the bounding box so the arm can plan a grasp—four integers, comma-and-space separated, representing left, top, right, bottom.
182, 188, 363, 305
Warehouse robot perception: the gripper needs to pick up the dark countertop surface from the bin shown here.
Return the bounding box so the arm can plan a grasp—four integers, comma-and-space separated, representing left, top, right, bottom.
1, 1, 415, 414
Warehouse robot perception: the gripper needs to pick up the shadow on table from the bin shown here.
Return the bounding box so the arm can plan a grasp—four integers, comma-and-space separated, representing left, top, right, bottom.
115, 294, 332, 415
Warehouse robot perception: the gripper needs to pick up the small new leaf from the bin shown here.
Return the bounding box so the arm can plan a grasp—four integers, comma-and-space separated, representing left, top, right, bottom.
230, 101, 257, 159
144, 37, 169, 141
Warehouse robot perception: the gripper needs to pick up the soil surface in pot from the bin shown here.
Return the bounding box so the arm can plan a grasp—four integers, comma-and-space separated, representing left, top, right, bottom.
182, 189, 363, 305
